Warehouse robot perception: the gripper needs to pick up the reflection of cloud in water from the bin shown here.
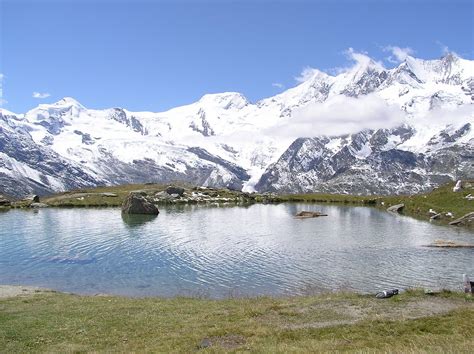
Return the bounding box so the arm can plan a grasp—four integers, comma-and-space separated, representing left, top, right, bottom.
1, 204, 473, 297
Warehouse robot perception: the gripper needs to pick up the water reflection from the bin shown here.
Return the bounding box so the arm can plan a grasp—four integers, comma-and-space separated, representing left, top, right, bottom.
121, 213, 158, 227
0, 204, 472, 298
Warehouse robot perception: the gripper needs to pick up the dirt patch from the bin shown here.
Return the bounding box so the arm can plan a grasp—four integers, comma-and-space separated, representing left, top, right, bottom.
263, 294, 473, 330
0, 285, 51, 298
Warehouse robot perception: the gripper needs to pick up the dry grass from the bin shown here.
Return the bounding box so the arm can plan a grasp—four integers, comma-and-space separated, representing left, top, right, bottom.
1, 289, 473, 352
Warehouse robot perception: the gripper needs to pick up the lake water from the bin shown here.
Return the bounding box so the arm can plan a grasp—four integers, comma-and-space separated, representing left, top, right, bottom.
1, 204, 473, 298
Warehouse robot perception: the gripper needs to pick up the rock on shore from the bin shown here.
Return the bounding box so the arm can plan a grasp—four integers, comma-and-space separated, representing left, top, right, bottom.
121, 193, 159, 215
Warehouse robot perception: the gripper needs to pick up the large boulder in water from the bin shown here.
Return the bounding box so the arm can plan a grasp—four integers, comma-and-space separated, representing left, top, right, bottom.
121, 193, 159, 215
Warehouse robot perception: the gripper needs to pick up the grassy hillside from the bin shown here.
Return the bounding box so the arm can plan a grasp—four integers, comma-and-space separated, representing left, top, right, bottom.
1, 289, 473, 352
376, 180, 474, 224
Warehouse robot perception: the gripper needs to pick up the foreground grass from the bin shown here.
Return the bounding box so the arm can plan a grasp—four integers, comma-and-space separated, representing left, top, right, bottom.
1, 290, 473, 352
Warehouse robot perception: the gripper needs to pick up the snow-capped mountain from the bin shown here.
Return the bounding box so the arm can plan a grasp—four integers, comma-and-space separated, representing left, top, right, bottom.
1, 53, 473, 197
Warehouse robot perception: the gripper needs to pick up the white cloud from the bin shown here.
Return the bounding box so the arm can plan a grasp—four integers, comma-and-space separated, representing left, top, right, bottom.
295, 67, 320, 83
272, 82, 285, 89
264, 94, 406, 139
435, 41, 458, 56
32, 91, 51, 99
418, 104, 473, 127
383, 46, 414, 63
329, 48, 385, 75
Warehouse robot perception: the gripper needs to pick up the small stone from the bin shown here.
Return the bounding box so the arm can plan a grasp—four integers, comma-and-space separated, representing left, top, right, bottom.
198, 338, 212, 349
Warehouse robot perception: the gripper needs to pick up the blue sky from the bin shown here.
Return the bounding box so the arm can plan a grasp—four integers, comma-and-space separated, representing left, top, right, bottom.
1, 0, 473, 113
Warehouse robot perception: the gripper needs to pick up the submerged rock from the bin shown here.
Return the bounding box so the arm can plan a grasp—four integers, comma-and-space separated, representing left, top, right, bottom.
121, 193, 159, 215
425, 240, 474, 248
295, 211, 328, 218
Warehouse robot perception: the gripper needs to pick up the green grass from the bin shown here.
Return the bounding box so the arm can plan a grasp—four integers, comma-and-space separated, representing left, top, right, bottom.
1, 290, 472, 352
377, 181, 474, 224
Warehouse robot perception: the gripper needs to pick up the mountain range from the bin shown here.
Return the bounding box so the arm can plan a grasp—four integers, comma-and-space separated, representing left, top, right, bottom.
1, 53, 473, 198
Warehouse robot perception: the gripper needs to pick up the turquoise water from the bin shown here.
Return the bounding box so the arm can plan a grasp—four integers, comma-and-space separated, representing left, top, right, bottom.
1, 204, 472, 297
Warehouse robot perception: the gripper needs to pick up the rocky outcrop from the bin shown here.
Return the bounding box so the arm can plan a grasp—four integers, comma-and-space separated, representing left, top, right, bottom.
255, 128, 473, 196
449, 212, 474, 226
121, 193, 159, 215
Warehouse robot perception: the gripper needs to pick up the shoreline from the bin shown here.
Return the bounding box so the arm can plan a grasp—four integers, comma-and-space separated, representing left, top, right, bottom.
2, 180, 472, 228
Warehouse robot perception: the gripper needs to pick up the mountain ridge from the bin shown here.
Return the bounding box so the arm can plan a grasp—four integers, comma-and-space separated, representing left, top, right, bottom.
1, 52, 472, 197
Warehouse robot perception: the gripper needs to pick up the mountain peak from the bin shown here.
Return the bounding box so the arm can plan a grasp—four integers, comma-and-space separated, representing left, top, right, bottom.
199, 92, 249, 110
441, 51, 459, 62
53, 97, 84, 107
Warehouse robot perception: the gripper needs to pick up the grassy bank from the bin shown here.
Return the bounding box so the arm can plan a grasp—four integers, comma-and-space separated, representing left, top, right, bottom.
37, 183, 259, 208
280, 181, 474, 226
1, 289, 473, 352
376, 181, 473, 224
5, 180, 473, 227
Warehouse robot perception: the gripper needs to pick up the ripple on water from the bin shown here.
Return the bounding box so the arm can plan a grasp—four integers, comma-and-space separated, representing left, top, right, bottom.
0, 205, 473, 297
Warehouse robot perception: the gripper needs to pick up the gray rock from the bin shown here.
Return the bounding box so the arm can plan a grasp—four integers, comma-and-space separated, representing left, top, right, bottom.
0, 194, 11, 206
453, 180, 462, 192
100, 192, 118, 197
449, 212, 474, 226
29, 202, 49, 208
121, 193, 159, 215
387, 203, 404, 213
155, 191, 173, 200
23, 195, 40, 203
130, 190, 148, 196
165, 186, 185, 196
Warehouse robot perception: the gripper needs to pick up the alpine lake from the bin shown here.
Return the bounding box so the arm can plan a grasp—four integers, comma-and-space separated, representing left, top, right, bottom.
1, 203, 473, 298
